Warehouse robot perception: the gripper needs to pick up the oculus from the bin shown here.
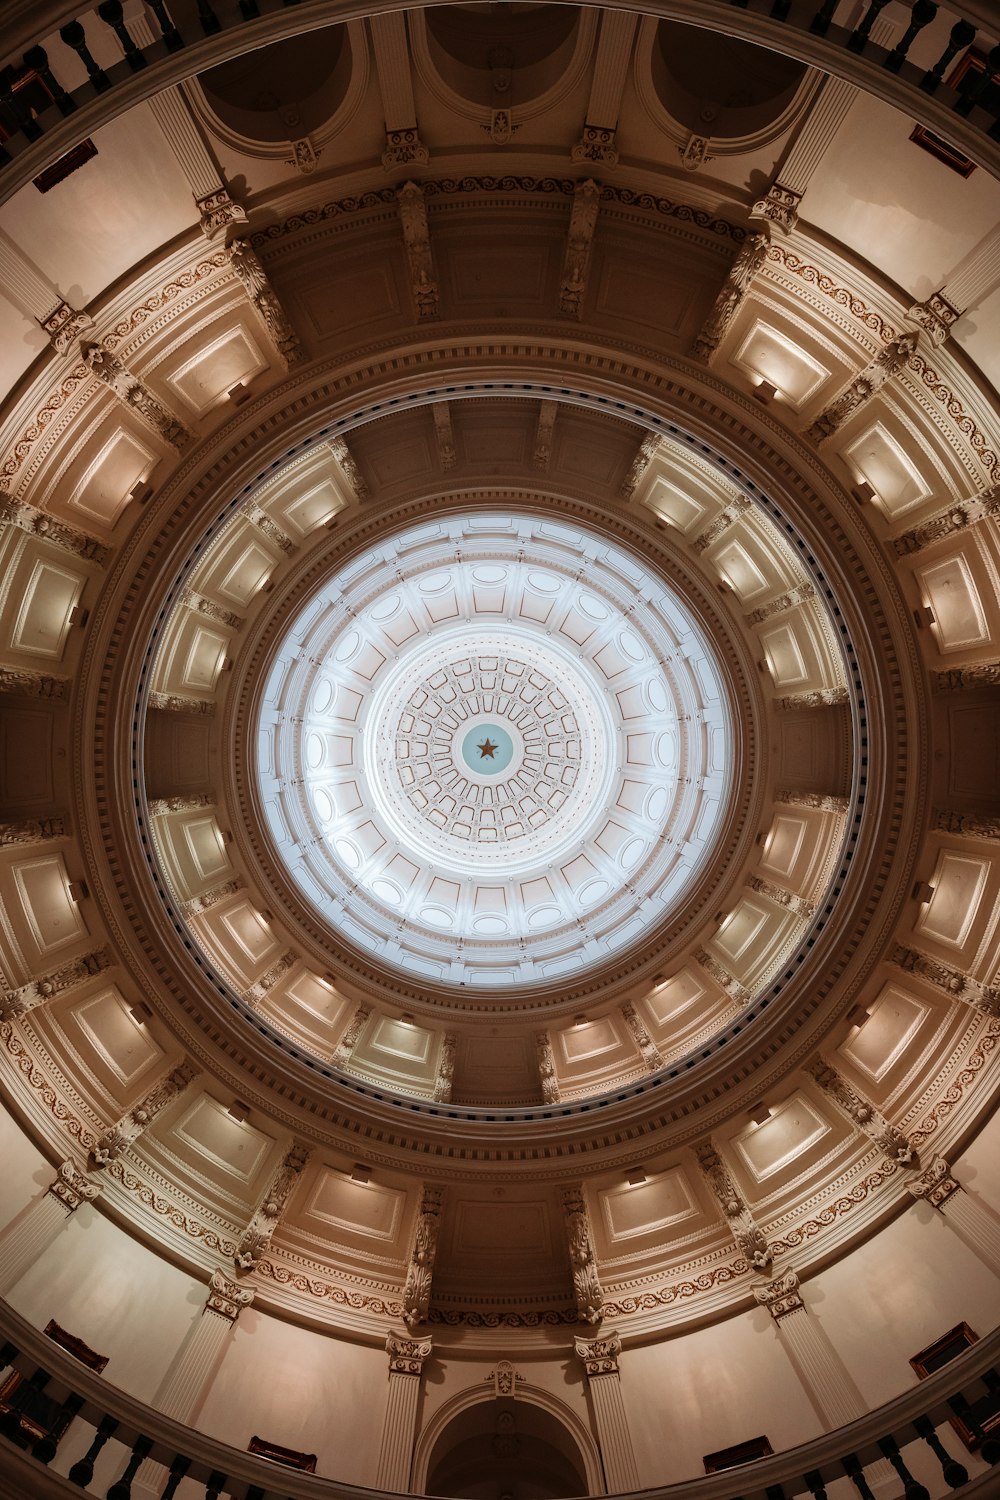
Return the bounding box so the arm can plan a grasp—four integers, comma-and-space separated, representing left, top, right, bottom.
258, 510, 734, 988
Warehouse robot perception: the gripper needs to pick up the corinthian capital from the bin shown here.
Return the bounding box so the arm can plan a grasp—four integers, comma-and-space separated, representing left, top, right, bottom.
575, 1330, 622, 1376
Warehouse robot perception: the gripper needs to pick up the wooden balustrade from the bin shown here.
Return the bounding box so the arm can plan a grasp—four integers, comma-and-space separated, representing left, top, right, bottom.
1, 2, 1000, 202
0, 1299, 996, 1498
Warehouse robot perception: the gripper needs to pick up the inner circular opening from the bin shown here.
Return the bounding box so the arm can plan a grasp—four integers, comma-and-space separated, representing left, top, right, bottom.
256, 508, 734, 989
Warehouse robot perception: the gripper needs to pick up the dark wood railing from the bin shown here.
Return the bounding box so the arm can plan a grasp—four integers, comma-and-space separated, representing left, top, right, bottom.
0, 1300, 997, 1498
1, 1, 1000, 209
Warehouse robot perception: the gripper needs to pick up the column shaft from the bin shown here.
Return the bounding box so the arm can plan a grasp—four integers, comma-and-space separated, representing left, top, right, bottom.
776, 1305, 867, 1429
375, 1369, 421, 1491
589, 1373, 639, 1492
941, 1190, 1000, 1276
0, 1192, 71, 1295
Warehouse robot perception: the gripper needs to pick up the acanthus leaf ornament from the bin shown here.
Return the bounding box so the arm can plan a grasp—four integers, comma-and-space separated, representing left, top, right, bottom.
403, 1185, 443, 1327
561, 1184, 604, 1324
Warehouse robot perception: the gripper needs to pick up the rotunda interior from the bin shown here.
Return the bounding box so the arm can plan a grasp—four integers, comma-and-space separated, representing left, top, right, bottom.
0, 3, 999, 1499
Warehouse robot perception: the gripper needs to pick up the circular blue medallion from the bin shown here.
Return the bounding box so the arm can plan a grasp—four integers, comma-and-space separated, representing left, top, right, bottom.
461, 722, 514, 774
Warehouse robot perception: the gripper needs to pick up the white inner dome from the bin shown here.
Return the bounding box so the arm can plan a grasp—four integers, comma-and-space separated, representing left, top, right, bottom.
257, 511, 733, 988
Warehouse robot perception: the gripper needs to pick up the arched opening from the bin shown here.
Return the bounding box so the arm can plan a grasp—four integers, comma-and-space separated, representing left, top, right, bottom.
425, 1395, 591, 1498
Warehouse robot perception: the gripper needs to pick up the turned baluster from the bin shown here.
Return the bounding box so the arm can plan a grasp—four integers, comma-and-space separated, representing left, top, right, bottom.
954, 45, 1000, 117
810, 0, 838, 35
765, 1486, 786, 1499
159, 1454, 189, 1499
921, 20, 977, 91
842, 1453, 877, 1500
107, 1434, 153, 1498
238, 0, 261, 16
0, 71, 42, 141
196, 1, 221, 36
950, 1390, 1000, 1463
204, 1471, 227, 1499
96, 3, 147, 71
68, 1414, 119, 1486
770, 1, 792, 18
848, 0, 892, 53
978, 1370, 1000, 1461
22, 47, 76, 115
0, 1367, 48, 1437
913, 1415, 968, 1487
879, 1435, 931, 1499
804, 1471, 828, 1499
884, 1, 938, 73
145, 0, 183, 52
58, 22, 111, 94
32, 1392, 84, 1464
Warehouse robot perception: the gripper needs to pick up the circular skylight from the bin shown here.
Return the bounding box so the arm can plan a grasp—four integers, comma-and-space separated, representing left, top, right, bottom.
257, 511, 733, 987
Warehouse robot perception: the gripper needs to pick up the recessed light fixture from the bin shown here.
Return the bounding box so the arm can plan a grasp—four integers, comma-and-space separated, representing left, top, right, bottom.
748, 1103, 771, 1127
626, 1168, 647, 1186
351, 1163, 371, 1184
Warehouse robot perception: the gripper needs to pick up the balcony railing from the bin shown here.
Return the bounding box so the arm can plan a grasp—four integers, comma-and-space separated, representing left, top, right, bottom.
0, 1, 999, 210
0, 1299, 997, 1499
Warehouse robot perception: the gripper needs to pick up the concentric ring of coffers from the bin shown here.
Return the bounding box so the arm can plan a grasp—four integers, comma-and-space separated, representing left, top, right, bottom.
258, 512, 732, 987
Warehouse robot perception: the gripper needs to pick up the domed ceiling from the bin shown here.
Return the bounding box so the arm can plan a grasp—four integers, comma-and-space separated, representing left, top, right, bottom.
255, 509, 733, 986
0, 2, 999, 1495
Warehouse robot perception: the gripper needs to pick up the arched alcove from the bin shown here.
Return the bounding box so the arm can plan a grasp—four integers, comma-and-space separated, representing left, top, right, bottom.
417, 1383, 602, 1498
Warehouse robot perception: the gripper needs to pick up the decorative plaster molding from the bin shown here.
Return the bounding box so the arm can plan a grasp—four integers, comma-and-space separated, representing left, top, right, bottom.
432, 402, 457, 471
0, 494, 108, 560
806, 335, 918, 444
0, 667, 70, 699
227, 239, 303, 367
571, 125, 618, 165
695, 1139, 773, 1271
559, 178, 600, 319
574, 1330, 622, 1376
235, 1142, 310, 1271
397, 181, 439, 321
906, 1154, 961, 1210
82, 342, 191, 448
196, 188, 249, 240
0, 817, 67, 849
620, 1001, 663, 1071
745, 584, 816, 624
753, 1267, 805, 1322
807, 1058, 914, 1164
907, 291, 960, 349
619, 432, 659, 501
692, 232, 770, 364
332, 1004, 371, 1067
206, 1267, 255, 1322
92, 1061, 196, 1167
48, 1159, 101, 1214
40, 299, 95, 356
750, 182, 801, 235
432, 1035, 456, 1103
891, 943, 1000, 1017
535, 1031, 560, 1103
561, 1184, 604, 1323
748, 875, 815, 919
382, 128, 429, 170
403, 1185, 442, 1327
328, 438, 369, 503
385, 1331, 432, 1373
